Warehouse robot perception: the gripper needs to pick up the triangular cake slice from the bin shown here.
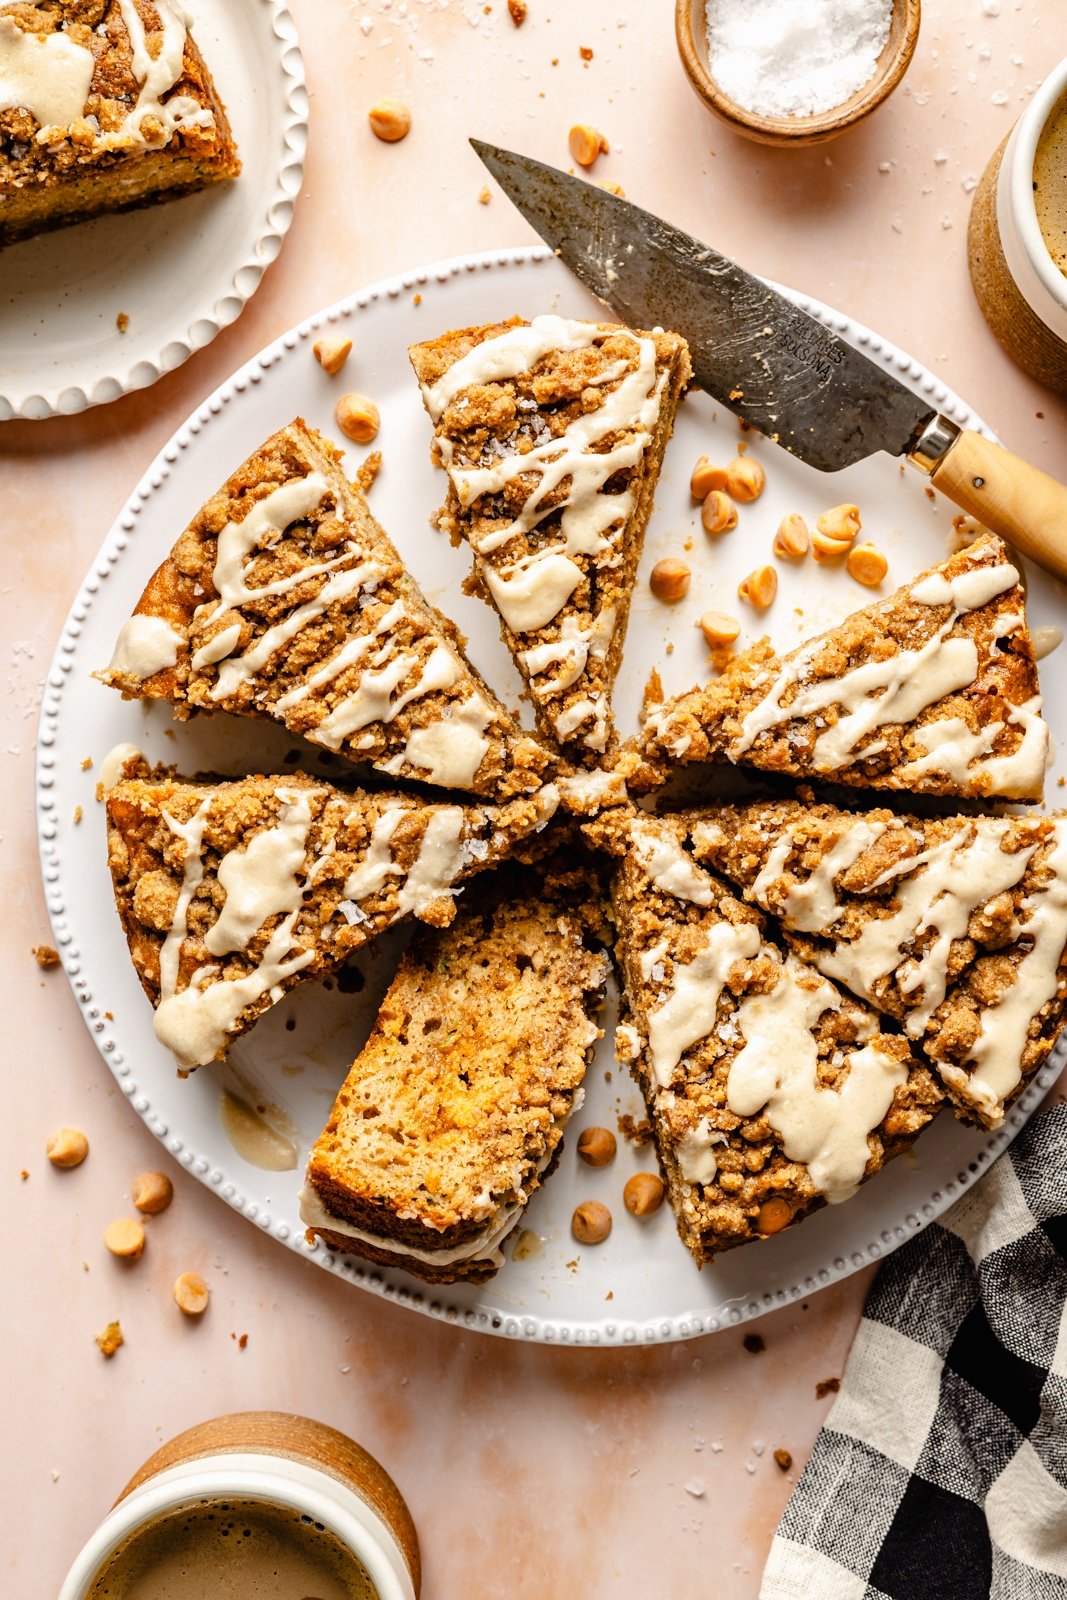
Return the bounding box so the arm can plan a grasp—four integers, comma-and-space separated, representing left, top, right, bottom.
688, 799, 1067, 1129
584, 810, 940, 1261
0, 0, 240, 247
301, 858, 610, 1284
99, 420, 552, 801
624, 534, 1047, 801
106, 767, 558, 1072
409, 316, 692, 764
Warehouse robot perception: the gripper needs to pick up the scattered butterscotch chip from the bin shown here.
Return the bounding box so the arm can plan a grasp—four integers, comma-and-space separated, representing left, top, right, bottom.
738, 564, 777, 609
132, 1171, 173, 1215
811, 528, 853, 563
355, 450, 382, 495
336, 392, 380, 444
571, 1200, 612, 1244
847, 542, 888, 588
579, 44, 593, 59
724, 456, 765, 503
743, 1332, 766, 1354
701, 489, 738, 536
413, 293, 422, 306
698, 610, 741, 650
238, 1332, 248, 1349
757, 1196, 794, 1234
690, 456, 727, 499
478, 185, 491, 204
95, 1320, 124, 1358
104, 1218, 146, 1260
32, 945, 60, 969
577, 1126, 617, 1167
173, 1271, 210, 1317
773, 513, 810, 560
773, 1449, 793, 1472
312, 334, 352, 376
20, 1169, 28, 1181
623, 1172, 665, 1217
650, 557, 691, 602
815, 1377, 841, 1399
115, 312, 129, 334
507, 0, 527, 22
568, 123, 608, 168
368, 98, 411, 142
46, 1127, 89, 1169
816, 503, 861, 543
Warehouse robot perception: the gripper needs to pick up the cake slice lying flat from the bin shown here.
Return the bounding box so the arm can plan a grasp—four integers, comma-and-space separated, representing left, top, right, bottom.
585, 810, 940, 1261
689, 799, 1067, 1129
99, 420, 552, 801
625, 535, 1046, 801
409, 316, 691, 763
301, 860, 610, 1284
106, 768, 558, 1072
0, 0, 240, 247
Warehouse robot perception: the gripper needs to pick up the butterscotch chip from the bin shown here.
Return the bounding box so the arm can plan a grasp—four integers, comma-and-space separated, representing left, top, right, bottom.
650, 558, 691, 603
724, 456, 765, 503
847, 543, 888, 588
132, 1171, 173, 1215
312, 335, 352, 376
691, 456, 728, 500
368, 99, 411, 143
698, 610, 741, 649
95, 1321, 124, 1359
738, 565, 777, 609
336, 393, 380, 443
577, 1126, 617, 1167
32, 945, 60, 969
816, 504, 861, 543
701, 489, 738, 536
773, 1448, 793, 1471
811, 528, 853, 562
507, 0, 527, 22
773, 514, 810, 560
623, 1172, 665, 1216
173, 1271, 210, 1317
757, 1197, 794, 1234
104, 1218, 146, 1260
46, 1127, 89, 1169
571, 1200, 612, 1244
568, 124, 608, 167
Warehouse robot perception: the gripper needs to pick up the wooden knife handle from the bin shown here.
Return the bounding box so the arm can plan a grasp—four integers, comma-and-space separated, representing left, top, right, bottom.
921, 427, 1067, 584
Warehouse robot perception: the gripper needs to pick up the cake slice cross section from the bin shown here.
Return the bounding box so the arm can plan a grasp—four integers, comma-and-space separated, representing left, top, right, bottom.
689, 798, 1067, 1128
105, 766, 558, 1071
626, 534, 1047, 802
99, 420, 553, 801
584, 810, 940, 1261
301, 860, 610, 1283
409, 315, 691, 764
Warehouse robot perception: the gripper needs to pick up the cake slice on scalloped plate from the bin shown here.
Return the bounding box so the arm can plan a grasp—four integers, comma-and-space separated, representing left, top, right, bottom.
409, 315, 692, 766
583, 808, 941, 1264
98, 419, 554, 803
623, 534, 1048, 803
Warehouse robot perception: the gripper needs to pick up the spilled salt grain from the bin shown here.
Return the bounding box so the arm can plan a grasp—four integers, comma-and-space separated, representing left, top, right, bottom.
705, 0, 893, 119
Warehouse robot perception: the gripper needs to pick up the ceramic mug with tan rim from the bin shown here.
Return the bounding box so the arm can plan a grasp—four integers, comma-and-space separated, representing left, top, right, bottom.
969, 53, 1067, 392
58, 1412, 420, 1600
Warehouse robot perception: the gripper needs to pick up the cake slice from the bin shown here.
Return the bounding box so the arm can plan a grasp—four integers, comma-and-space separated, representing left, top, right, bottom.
105, 767, 558, 1071
688, 798, 1067, 1129
0, 0, 240, 247
585, 809, 941, 1261
301, 859, 611, 1284
625, 535, 1047, 801
409, 316, 692, 763
99, 420, 553, 802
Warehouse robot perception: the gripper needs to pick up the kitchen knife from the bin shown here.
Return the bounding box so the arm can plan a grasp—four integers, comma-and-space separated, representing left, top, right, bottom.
472, 139, 1067, 584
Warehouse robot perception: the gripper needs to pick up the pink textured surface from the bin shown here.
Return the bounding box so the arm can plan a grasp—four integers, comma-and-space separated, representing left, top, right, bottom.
4, 2, 1067, 1595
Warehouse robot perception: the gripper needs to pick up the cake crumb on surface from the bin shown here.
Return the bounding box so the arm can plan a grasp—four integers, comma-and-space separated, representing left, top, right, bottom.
95, 1321, 124, 1358
815, 1377, 841, 1398
743, 1332, 766, 1354
32, 945, 59, 969
116, 312, 129, 333
774, 1449, 793, 1471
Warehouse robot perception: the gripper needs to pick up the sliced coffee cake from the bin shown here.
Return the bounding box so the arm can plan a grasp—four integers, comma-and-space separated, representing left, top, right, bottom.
100, 420, 552, 801
409, 316, 691, 763
626, 535, 1047, 802
106, 769, 558, 1071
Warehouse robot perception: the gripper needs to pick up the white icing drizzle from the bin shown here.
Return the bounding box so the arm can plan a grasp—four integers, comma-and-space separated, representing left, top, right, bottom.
552, 693, 608, 752
557, 768, 628, 814
205, 474, 333, 616
389, 696, 493, 789
151, 793, 318, 1070
98, 742, 142, 794
644, 923, 762, 1087
0, 16, 94, 128
107, 614, 183, 680
104, 0, 214, 149
896, 698, 1048, 798
274, 598, 404, 713
676, 1117, 723, 1185
342, 808, 406, 901
190, 621, 242, 670
752, 822, 887, 934
316, 644, 460, 746
729, 556, 1033, 775
396, 809, 467, 917
517, 606, 616, 694
205, 789, 315, 956
727, 960, 906, 1204
630, 821, 717, 907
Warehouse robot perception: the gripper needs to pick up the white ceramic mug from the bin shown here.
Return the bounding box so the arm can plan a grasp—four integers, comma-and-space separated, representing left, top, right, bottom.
58, 1414, 420, 1600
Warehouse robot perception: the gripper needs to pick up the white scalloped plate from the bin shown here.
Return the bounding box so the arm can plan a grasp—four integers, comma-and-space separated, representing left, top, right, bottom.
0, 0, 306, 421
36, 246, 1067, 1344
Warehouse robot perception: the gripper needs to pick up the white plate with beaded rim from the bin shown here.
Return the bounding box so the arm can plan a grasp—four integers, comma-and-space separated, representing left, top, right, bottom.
0, 0, 306, 421
36, 244, 1067, 1345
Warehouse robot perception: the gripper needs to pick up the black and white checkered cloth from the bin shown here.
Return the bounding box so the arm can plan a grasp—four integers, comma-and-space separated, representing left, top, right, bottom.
762, 1105, 1067, 1600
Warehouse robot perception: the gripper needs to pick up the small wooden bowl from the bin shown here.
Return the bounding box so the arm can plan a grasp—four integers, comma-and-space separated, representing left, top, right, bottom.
675, 0, 921, 147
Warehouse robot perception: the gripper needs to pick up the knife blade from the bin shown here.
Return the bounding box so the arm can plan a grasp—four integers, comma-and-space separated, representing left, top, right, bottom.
472, 139, 1067, 583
